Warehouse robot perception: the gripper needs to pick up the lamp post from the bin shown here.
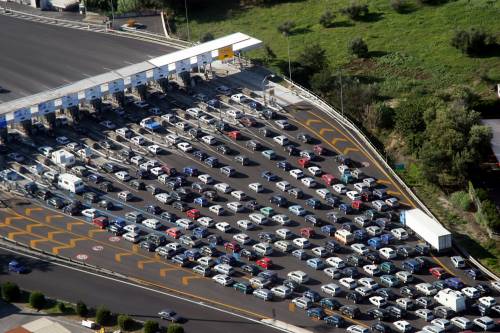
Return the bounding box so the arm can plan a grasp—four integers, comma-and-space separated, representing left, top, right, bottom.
108, 0, 115, 28
261, 74, 275, 106
184, 0, 191, 42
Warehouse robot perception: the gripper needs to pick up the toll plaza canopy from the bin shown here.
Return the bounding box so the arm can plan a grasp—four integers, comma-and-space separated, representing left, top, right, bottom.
0, 32, 262, 124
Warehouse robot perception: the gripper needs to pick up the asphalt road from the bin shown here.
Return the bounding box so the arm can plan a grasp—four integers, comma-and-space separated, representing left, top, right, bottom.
0, 246, 281, 333
0, 15, 174, 102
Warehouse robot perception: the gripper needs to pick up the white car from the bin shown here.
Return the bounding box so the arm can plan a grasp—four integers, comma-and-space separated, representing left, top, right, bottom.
214, 183, 232, 193
491, 281, 500, 292
321, 283, 341, 297
326, 257, 345, 269
233, 233, 251, 245
311, 247, 328, 258
197, 216, 215, 227
351, 243, 369, 255
249, 213, 269, 225
209, 205, 225, 216
226, 202, 244, 213
276, 228, 294, 240
316, 188, 332, 199
379, 247, 397, 259
292, 238, 310, 249
271, 285, 292, 299
289, 169, 304, 179
431, 318, 451, 331
201, 135, 217, 145
237, 220, 255, 230
450, 316, 473, 330
369, 296, 387, 308
363, 264, 380, 276
147, 145, 162, 155
198, 174, 214, 184
385, 197, 399, 208
346, 190, 361, 201
272, 214, 291, 226
332, 184, 347, 194
415, 283, 438, 296
461, 287, 480, 299
215, 222, 231, 233
177, 142, 193, 152
339, 277, 357, 289
100, 120, 116, 129
450, 256, 466, 268
273, 135, 289, 146
276, 181, 291, 192
366, 226, 382, 236
393, 320, 412, 333
473, 316, 495, 331
358, 277, 379, 290
415, 308, 434, 322
301, 177, 316, 188
248, 182, 263, 193
231, 190, 247, 201
56, 136, 70, 145
323, 267, 342, 279
115, 171, 130, 181
155, 193, 171, 204
82, 208, 99, 218
478, 296, 496, 308
291, 297, 312, 309
212, 274, 233, 286
307, 166, 322, 176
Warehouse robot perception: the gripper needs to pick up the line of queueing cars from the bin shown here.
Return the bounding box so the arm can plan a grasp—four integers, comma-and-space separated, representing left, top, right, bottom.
17, 84, 500, 333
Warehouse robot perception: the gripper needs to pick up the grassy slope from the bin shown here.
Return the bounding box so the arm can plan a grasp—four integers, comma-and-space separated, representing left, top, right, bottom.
183, 0, 500, 99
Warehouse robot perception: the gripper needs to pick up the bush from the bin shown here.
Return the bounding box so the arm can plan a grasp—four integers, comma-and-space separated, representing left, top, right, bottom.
57, 302, 66, 313
348, 37, 369, 58
29, 291, 45, 311
143, 320, 160, 333
482, 200, 500, 232
118, 314, 135, 331
277, 20, 295, 36
319, 10, 335, 28
390, 0, 406, 12
76, 301, 88, 317
451, 28, 497, 56
450, 191, 472, 211
200, 32, 214, 43
95, 306, 112, 326
167, 324, 184, 333
1, 282, 20, 302
341, 1, 369, 20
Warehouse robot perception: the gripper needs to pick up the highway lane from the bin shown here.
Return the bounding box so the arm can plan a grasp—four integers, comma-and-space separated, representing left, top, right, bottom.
0, 15, 174, 102
0, 246, 282, 333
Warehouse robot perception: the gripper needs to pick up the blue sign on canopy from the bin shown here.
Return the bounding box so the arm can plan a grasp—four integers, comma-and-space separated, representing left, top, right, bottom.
0, 115, 6, 129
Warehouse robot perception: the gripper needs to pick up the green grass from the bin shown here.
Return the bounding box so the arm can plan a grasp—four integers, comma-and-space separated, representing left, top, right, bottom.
180, 0, 500, 99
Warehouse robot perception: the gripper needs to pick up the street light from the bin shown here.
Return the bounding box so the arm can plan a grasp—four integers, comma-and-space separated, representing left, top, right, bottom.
108, 0, 115, 28
261, 74, 275, 106
184, 0, 191, 42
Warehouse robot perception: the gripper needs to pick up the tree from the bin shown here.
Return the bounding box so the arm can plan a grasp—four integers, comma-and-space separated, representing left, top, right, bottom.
263, 44, 276, 64
310, 69, 336, 96
57, 302, 66, 313
451, 28, 497, 56
118, 314, 135, 331
29, 291, 45, 311
143, 320, 160, 333
76, 301, 89, 318
167, 324, 184, 333
341, 1, 369, 20
200, 32, 214, 43
348, 37, 369, 58
319, 10, 335, 28
1, 282, 20, 302
95, 306, 112, 326
277, 20, 295, 36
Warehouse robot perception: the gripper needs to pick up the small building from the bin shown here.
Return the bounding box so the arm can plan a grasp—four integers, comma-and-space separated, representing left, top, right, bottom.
51, 149, 75, 168
7, 317, 71, 333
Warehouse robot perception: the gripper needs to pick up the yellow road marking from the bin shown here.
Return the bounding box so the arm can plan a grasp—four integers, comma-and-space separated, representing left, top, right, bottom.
67, 222, 84, 231
88, 228, 107, 237
52, 237, 87, 255
48, 231, 65, 240
138, 259, 157, 269
305, 119, 321, 126
115, 252, 133, 263
181, 275, 203, 286
324, 309, 368, 328
4, 216, 23, 225
45, 215, 64, 223
377, 179, 392, 185
30, 238, 51, 249
387, 190, 402, 196
288, 302, 295, 312
26, 223, 44, 233
331, 137, 347, 146
7, 231, 27, 240
431, 254, 455, 276
319, 128, 334, 135
160, 268, 177, 277
132, 244, 139, 253
25, 207, 43, 216
342, 147, 359, 155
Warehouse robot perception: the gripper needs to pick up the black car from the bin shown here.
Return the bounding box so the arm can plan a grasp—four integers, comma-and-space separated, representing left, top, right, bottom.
284, 144, 299, 156
47, 197, 64, 209
82, 191, 99, 203
130, 180, 145, 190
158, 308, 182, 323
146, 205, 162, 215
98, 200, 114, 210
258, 127, 273, 137
216, 144, 231, 155
386, 305, 406, 319
241, 264, 260, 276
282, 279, 300, 291
396, 246, 415, 258
140, 240, 157, 252
415, 296, 434, 309
172, 201, 188, 212
325, 240, 341, 253
207, 234, 222, 245
87, 173, 104, 184
258, 232, 277, 243
99, 162, 119, 173
400, 286, 418, 298
202, 190, 218, 201
341, 267, 359, 278
339, 305, 360, 319
245, 200, 262, 211
147, 234, 167, 246
375, 288, 396, 301
346, 255, 364, 267
367, 308, 389, 321
270, 195, 288, 207
193, 150, 208, 161
433, 305, 455, 319
119, 149, 134, 159
160, 212, 176, 223
371, 322, 391, 333
135, 169, 149, 179
364, 251, 381, 264
239, 249, 257, 261
346, 292, 363, 304
108, 224, 125, 236
62, 201, 82, 215
297, 132, 312, 143
98, 181, 114, 192
35, 189, 52, 201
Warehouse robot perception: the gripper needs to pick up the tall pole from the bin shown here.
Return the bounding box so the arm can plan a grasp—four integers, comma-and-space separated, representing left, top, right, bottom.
109, 0, 115, 28
261, 74, 274, 106
184, 0, 191, 42
287, 35, 292, 81
339, 70, 344, 117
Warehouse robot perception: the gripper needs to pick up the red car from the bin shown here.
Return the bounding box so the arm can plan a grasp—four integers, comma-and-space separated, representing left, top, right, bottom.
300, 227, 315, 239
224, 241, 241, 253
322, 174, 336, 186
227, 130, 241, 140
92, 216, 109, 229
166, 227, 181, 239
298, 158, 310, 168
186, 209, 201, 219
351, 200, 363, 211
429, 267, 447, 280
361, 192, 373, 202
256, 257, 273, 269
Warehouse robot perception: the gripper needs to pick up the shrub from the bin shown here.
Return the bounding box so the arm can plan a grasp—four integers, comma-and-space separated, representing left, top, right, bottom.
277, 20, 295, 36
450, 191, 472, 211
200, 32, 214, 43
1, 282, 20, 302
29, 291, 45, 311
167, 324, 184, 333
143, 320, 160, 333
482, 200, 500, 232
348, 37, 369, 58
390, 0, 406, 12
57, 302, 66, 313
319, 10, 335, 28
341, 1, 369, 20
118, 314, 135, 331
451, 28, 497, 56
95, 306, 112, 326
76, 301, 88, 317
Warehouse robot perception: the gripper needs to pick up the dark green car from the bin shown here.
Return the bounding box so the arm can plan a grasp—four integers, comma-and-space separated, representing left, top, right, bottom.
233, 282, 253, 294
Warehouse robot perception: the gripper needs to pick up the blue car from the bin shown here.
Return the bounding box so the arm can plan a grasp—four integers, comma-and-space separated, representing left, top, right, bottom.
193, 196, 209, 207
444, 277, 464, 290
320, 225, 336, 236
353, 229, 367, 241
368, 237, 383, 250
306, 198, 321, 209
216, 254, 238, 266
184, 248, 201, 261
261, 171, 278, 181
204, 157, 219, 168
339, 203, 353, 214
113, 218, 126, 228
183, 166, 198, 177
306, 307, 325, 320
192, 227, 209, 239
306, 258, 325, 270
8, 260, 27, 274
288, 205, 306, 216
324, 314, 343, 327
276, 161, 292, 171
303, 290, 321, 302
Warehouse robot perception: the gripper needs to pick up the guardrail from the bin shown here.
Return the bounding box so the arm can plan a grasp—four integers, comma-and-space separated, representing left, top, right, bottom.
120, 25, 193, 48
282, 78, 500, 281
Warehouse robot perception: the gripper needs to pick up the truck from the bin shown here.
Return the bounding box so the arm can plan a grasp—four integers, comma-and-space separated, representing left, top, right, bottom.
51, 149, 75, 168
433, 288, 466, 312
57, 173, 85, 194
399, 208, 452, 251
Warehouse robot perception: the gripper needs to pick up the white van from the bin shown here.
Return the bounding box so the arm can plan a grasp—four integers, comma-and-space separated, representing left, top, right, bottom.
248, 183, 263, 193
287, 270, 309, 284
186, 107, 203, 118
372, 200, 388, 212
142, 218, 161, 230
116, 127, 132, 138
131, 136, 145, 145
165, 134, 181, 145
321, 283, 341, 296
214, 264, 235, 276
249, 213, 269, 225
176, 218, 195, 230
57, 173, 85, 194
123, 231, 140, 243
276, 181, 291, 192
335, 229, 354, 245
197, 256, 215, 267
273, 135, 289, 146
226, 109, 243, 119
253, 242, 273, 256
391, 228, 409, 240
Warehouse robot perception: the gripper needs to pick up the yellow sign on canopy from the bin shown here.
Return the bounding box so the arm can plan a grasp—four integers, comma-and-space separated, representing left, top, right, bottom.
218, 46, 234, 60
